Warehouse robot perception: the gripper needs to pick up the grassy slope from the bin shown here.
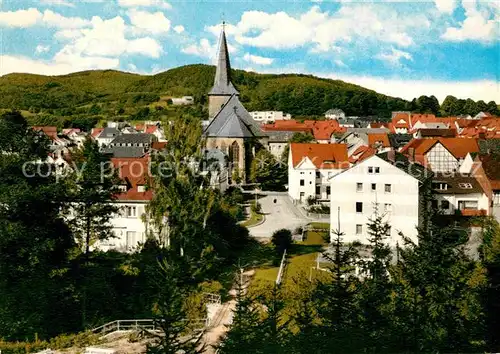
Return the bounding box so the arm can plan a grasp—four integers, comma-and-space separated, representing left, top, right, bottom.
0, 64, 409, 117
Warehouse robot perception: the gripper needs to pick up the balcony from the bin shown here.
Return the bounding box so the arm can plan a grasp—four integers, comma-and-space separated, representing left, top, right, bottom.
456, 209, 487, 217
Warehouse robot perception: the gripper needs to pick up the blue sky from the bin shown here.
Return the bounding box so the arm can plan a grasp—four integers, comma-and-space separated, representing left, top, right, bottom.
0, 0, 498, 102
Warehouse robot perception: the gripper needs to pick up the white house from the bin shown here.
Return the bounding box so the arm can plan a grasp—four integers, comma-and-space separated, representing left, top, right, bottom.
96, 127, 121, 148
325, 108, 346, 120
288, 143, 349, 203
171, 96, 194, 105
95, 157, 153, 252
267, 131, 294, 160
330, 151, 431, 247
432, 174, 489, 216
250, 111, 291, 123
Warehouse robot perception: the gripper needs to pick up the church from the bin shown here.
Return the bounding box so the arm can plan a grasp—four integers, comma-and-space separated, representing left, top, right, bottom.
203, 24, 267, 183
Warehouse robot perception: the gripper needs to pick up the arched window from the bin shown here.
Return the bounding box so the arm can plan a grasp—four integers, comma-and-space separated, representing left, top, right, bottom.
220, 141, 227, 154
229, 141, 240, 169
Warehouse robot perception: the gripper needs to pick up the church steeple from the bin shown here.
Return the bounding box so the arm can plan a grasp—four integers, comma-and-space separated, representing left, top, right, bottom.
209, 23, 239, 97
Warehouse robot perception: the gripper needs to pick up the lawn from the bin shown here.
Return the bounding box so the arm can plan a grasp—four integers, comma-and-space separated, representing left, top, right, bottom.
241, 208, 264, 228
248, 230, 329, 296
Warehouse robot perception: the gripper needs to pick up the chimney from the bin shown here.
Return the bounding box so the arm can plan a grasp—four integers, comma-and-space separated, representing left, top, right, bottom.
388, 148, 395, 163
408, 147, 415, 162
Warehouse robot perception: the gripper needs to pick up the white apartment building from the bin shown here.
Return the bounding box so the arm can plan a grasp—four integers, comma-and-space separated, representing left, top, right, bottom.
288, 143, 349, 203
330, 152, 431, 246
95, 157, 153, 252
250, 111, 291, 123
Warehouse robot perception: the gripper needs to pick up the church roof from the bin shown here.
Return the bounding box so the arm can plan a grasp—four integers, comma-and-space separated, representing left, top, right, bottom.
203, 95, 264, 138
208, 26, 239, 96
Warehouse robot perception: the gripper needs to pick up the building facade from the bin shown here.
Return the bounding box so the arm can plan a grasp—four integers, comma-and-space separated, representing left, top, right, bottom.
288, 143, 349, 203
330, 152, 430, 246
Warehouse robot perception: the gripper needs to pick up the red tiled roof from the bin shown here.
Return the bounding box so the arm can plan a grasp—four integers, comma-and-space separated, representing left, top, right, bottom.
368, 133, 390, 147
349, 145, 376, 163
262, 119, 346, 140
145, 125, 158, 134
290, 143, 349, 169
111, 157, 153, 201
33, 126, 58, 140
311, 120, 346, 140
91, 128, 104, 138
401, 137, 479, 159
151, 141, 168, 150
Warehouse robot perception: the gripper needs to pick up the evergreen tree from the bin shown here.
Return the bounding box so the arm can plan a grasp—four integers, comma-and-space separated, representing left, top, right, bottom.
477, 217, 500, 351
390, 224, 485, 352
309, 221, 363, 353
66, 137, 120, 327
0, 111, 75, 340
218, 274, 262, 354
358, 206, 393, 351
147, 260, 204, 354
67, 137, 120, 255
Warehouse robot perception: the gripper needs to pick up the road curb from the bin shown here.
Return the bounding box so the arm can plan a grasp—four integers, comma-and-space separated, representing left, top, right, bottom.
245, 212, 266, 228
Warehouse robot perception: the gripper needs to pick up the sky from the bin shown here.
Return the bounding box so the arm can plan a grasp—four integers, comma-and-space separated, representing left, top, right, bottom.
0, 0, 499, 103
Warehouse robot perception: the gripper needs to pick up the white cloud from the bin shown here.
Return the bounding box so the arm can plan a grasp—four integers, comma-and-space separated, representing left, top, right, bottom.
441, 0, 498, 42
334, 59, 347, 68
0, 54, 118, 76
117, 0, 171, 9
182, 37, 237, 62
434, 0, 457, 13
210, 4, 428, 53
40, 0, 76, 7
174, 25, 185, 34
243, 53, 274, 65
42, 10, 91, 29
0, 8, 42, 28
182, 38, 213, 58
127, 9, 171, 34
0, 14, 163, 76
376, 47, 413, 65
0, 8, 90, 29
127, 37, 162, 58
56, 16, 162, 58
334, 75, 500, 103
248, 66, 499, 102
35, 45, 51, 54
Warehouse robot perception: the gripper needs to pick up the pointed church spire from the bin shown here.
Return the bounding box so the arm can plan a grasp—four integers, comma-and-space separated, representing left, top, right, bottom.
209, 23, 239, 96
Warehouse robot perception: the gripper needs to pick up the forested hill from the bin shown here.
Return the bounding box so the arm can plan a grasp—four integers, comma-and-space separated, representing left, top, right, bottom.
0, 64, 411, 117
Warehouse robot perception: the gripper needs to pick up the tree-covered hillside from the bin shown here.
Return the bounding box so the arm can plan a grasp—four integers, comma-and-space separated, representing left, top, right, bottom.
0, 64, 411, 118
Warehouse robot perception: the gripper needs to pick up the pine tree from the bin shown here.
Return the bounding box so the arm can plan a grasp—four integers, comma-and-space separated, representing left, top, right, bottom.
67, 137, 120, 255
358, 205, 393, 351
391, 224, 485, 352
218, 274, 261, 354
67, 137, 120, 327
309, 222, 363, 353
147, 260, 205, 354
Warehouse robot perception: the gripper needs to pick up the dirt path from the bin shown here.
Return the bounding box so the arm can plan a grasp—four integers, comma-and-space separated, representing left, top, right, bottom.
200, 269, 255, 353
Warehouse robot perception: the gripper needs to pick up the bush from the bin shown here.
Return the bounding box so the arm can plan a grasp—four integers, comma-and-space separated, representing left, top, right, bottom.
309, 205, 330, 215
251, 201, 262, 214
306, 195, 317, 207
293, 226, 303, 235
0, 341, 49, 354
272, 229, 293, 254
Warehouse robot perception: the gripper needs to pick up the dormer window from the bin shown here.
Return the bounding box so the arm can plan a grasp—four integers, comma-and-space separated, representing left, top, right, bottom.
432, 182, 448, 190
